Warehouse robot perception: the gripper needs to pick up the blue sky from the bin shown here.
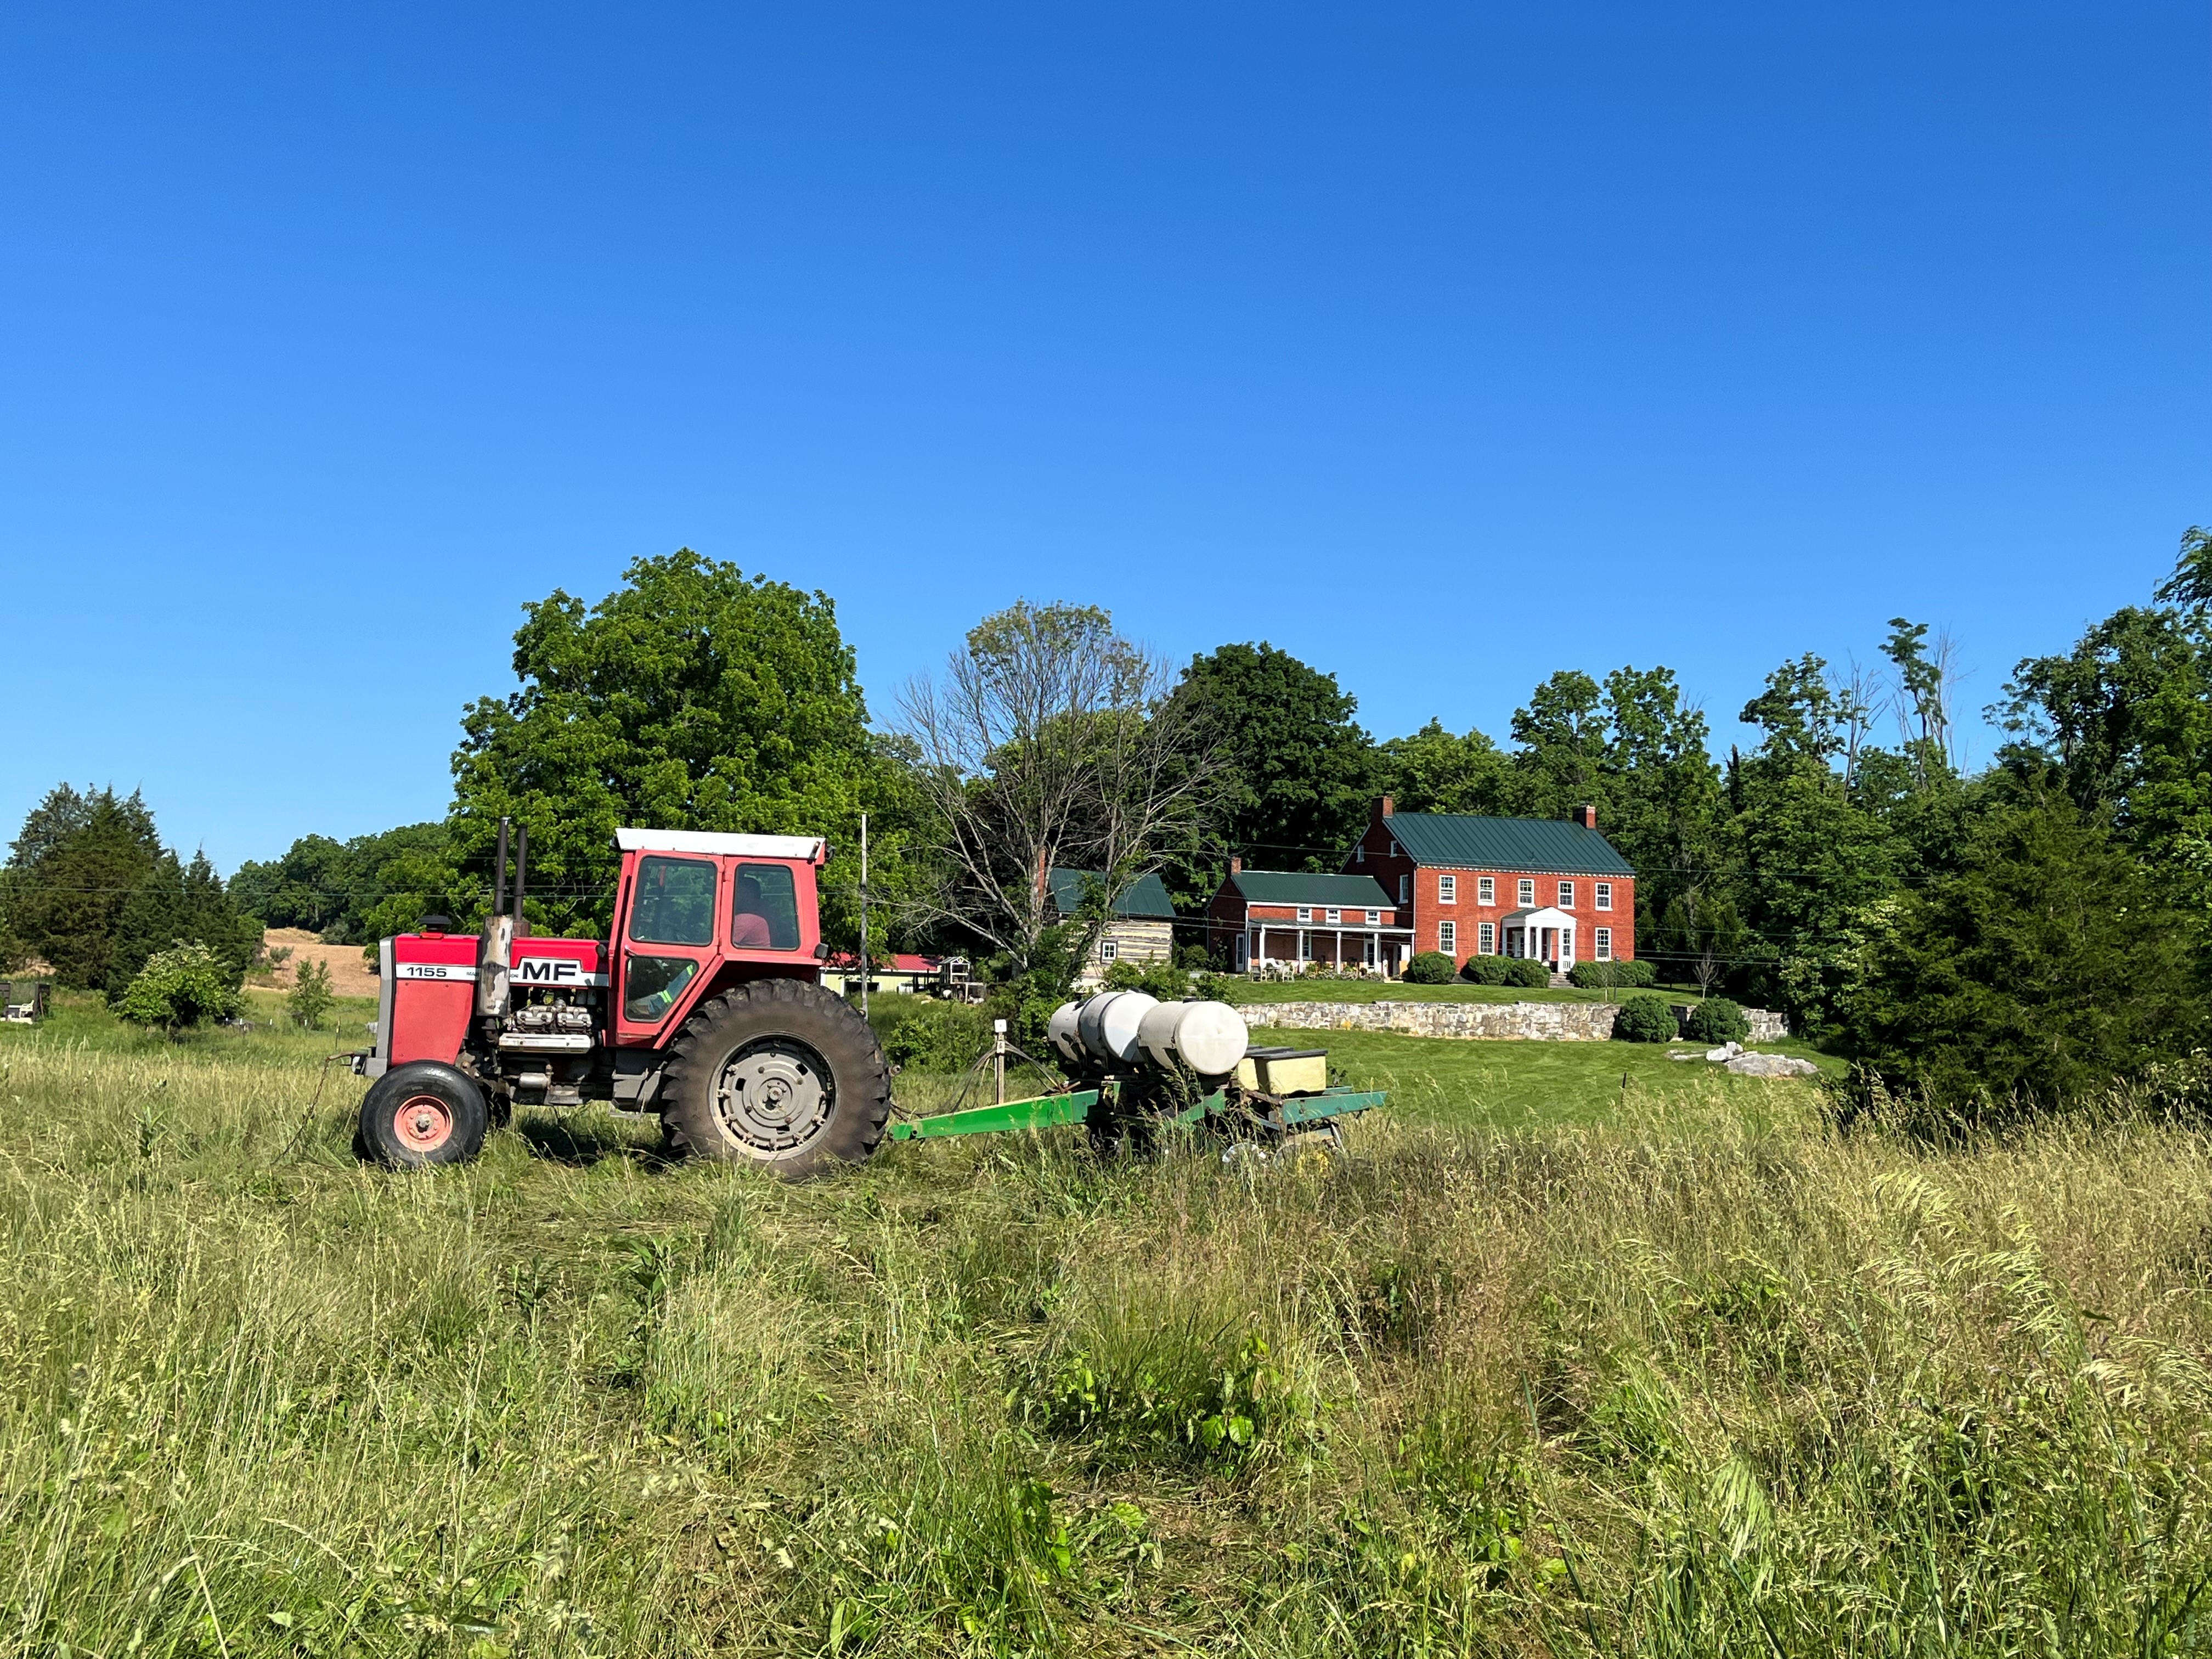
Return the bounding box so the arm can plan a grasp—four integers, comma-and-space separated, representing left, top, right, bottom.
3, 3, 2205, 872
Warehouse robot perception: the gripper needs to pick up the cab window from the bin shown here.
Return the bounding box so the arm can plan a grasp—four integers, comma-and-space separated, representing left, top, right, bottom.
732, 863, 801, 951
623, 956, 698, 1023
628, 857, 716, 946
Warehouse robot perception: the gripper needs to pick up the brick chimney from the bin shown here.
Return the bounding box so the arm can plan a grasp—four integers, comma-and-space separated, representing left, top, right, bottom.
1572, 804, 1598, 830
1228, 855, 1243, 876
1379, 794, 1395, 819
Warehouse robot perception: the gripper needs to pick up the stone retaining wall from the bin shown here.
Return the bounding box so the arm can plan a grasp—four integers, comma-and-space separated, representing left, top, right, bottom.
1245, 998, 1790, 1043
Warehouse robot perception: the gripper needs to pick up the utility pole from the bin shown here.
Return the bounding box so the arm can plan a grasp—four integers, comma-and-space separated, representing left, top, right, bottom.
859, 811, 870, 1019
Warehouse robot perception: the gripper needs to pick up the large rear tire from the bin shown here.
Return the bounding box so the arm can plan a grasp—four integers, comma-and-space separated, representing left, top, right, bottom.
358, 1061, 490, 1170
658, 978, 891, 1178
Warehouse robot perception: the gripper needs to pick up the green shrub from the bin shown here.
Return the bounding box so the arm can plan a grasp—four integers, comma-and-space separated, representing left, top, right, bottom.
1105, 958, 1188, 1001
868, 994, 990, 1072
1568, 958, 1657, 990
286, 958, 335, 1030
1684, 996, 1750, 1044
1402, 951, 1455, 984
115, 943, 241, 1031
1612, 991, 1679, 1043
1500, 958, 1551, 989
1459, 955, 1506, 985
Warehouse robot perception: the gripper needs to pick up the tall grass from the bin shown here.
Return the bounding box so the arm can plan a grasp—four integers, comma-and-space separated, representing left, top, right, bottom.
3, 1026, 2211, 1654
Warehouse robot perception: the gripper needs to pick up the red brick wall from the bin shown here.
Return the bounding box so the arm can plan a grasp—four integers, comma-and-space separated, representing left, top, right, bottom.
1342, 807, 1636, 970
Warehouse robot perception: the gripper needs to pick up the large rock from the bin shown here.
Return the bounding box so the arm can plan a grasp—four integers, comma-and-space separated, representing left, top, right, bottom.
1724, 1051, 1820, 1079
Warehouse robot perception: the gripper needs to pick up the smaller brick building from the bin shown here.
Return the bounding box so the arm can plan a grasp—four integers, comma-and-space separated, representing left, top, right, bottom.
1344, 797, 1635, 975
1206, 861, 1408, 973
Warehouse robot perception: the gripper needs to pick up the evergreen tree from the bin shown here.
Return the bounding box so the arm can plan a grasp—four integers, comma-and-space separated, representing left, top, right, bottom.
1, 786, 165, 989
107, 849, 260, 1004
1835, 791, 2205, 1115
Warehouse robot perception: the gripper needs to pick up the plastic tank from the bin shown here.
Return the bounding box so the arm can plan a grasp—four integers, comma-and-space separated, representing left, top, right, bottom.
1075, 990, 1157, 1064
1136, 1000, 1249, 1077
1047, 1000, 1085, 1065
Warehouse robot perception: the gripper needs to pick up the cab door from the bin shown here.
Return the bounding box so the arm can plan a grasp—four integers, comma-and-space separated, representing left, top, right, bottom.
612, 854, 721, 1045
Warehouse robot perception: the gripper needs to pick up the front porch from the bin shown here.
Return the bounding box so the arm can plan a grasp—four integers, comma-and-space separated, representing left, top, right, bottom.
1241, 924, 1417, 978
1499, 905, 1581, 973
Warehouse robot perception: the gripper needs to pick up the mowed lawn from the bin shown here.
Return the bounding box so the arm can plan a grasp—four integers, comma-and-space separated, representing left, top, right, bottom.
1250, 1022, 1842, 1130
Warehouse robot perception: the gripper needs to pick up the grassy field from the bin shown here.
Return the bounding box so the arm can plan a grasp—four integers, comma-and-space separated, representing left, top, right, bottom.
4, 997, 2212, 1655
1222, 979, 1715, 1007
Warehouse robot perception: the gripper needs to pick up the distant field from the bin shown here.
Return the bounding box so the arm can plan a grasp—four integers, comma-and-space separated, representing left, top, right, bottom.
1251, 1023, 1841, 1130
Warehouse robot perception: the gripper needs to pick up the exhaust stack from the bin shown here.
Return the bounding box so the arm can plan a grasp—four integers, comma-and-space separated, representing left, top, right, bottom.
477, 817, 515, 1019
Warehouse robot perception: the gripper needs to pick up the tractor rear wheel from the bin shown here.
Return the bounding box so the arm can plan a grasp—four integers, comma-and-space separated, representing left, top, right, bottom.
358, 1061, 490, 1169
658, 978, 891, 1178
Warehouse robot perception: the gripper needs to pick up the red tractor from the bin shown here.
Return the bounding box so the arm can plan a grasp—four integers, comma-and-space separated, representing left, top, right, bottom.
353, 821, 890, 1176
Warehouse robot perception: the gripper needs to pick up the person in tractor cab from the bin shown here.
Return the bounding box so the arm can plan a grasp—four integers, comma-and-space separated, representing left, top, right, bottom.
732, 872, 773, 949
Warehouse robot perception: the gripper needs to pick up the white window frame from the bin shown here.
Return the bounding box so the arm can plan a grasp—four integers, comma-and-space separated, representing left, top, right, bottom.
1477, 876, 1494, 905
1438, 920, 1457, 956
1595, 882, 1612, 911
1438, 874, 1457, 905
1479, 921, 1496, 955
1354, 843, 1366, 863
1595, 928, 1612, 961
1559, 881, 1575, 909
1297, 906, 1312, 923
1518, 878, 1536, 907
1399, 875, 1411, 904
1326, 907, 1341, 924
1100, 938, 1119, 962
1365, 909, 1380, 925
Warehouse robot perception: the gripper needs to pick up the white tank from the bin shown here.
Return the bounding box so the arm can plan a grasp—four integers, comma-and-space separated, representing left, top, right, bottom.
1076, 990, 1156, 1064
1137, 1000, 1250, 1077
1047, 1000, 1085, 1065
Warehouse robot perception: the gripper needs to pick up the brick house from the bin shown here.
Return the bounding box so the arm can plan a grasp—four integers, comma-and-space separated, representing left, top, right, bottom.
1345, 796, 1635, 976
1206, 860, 1409, 973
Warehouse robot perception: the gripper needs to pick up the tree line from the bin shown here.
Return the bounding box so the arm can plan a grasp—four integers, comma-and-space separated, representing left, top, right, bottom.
4, 532, 2208, 1114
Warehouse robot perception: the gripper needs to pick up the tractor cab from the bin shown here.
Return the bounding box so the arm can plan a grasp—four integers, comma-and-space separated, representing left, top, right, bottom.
606, 828, 826, 1045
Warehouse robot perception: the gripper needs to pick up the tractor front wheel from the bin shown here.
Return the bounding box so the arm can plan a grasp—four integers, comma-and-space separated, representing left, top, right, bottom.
659, 978, 891, 1178
357, 1061, 490, 1170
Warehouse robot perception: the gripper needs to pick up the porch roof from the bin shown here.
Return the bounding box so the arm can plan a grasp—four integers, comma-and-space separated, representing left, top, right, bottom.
1499, 905, 1577, 929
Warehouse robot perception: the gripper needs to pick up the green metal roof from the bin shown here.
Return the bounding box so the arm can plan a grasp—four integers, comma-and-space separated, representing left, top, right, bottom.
1046, 867, 1178, 919
1381, 814, 1635, 876
1228, 870, 1396, 909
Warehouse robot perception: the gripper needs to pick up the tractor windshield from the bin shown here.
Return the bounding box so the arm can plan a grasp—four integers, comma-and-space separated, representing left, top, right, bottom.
629, 856, 716, 945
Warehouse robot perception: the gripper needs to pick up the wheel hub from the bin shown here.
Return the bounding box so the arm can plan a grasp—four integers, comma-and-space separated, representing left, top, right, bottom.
712, 1040, 833, 1158
394, 1094, 453, 1153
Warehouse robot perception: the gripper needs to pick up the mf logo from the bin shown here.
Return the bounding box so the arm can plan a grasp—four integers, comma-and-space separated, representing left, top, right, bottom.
516, 957, 586, 986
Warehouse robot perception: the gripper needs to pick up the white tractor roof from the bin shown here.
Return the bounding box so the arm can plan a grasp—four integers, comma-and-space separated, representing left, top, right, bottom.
615, 828, 826, 861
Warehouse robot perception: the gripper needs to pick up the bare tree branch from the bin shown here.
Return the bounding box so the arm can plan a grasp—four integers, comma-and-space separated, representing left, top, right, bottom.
896, 602, 1221, 973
